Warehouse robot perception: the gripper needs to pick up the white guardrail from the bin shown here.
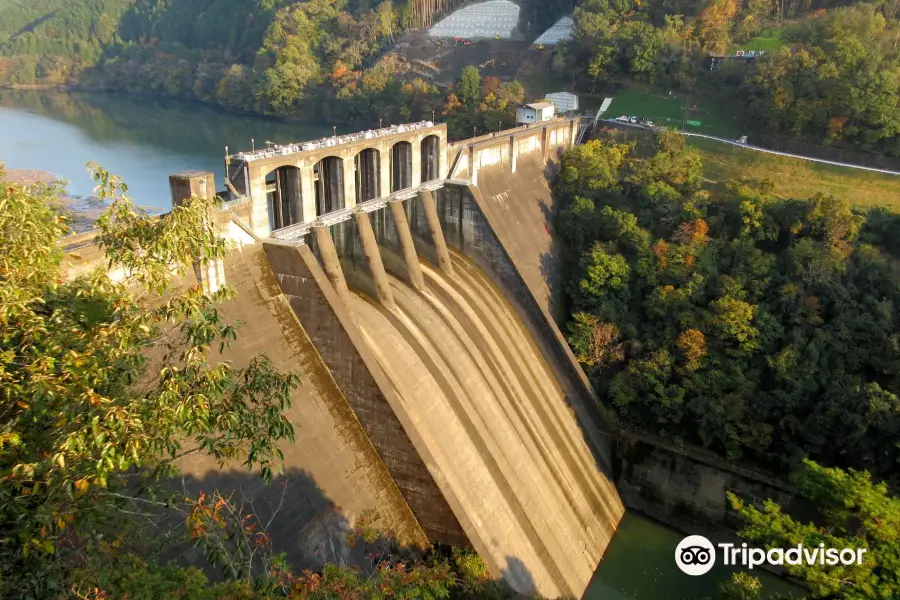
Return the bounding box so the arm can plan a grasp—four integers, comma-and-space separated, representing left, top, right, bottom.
602, 119, 900, 177
231, 121, 438, 163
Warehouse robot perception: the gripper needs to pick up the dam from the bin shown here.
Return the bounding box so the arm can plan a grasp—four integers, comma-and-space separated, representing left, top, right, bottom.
63, 118, 624, 598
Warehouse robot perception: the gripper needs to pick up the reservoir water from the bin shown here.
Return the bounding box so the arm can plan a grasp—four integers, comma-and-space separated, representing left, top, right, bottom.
0, 89, 803, 600
585, 512, 802, 599
0, 89, 331, 209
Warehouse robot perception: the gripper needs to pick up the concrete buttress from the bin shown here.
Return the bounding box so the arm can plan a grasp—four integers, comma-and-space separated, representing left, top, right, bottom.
312, 225, 353, 306
388, 200, 426, 291
354, 212, 396, 309
417, 189, 453, 276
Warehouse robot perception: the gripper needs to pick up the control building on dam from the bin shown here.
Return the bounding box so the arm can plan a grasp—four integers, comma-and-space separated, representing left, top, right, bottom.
63, 118, 625, 598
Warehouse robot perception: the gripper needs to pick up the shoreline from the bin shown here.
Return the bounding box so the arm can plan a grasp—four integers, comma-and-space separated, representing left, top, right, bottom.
6, 168, 107, 233
0, 83, 339, 126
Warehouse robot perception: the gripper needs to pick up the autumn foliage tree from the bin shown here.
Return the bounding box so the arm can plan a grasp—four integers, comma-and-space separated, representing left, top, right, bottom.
675, 329, 706, 370
0, 164, 298, 596
696, 0, 739, 54
569, 313, 625, 367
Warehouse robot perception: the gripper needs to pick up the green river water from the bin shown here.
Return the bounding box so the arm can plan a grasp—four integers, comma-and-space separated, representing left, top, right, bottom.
0, 89, 804, 600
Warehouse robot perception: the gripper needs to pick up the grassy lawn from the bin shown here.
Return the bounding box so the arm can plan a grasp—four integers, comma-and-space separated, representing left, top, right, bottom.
606, 87, 742, 138
689, 137, 900, 211
524, 70, 572, 101
731, 27, 786, 54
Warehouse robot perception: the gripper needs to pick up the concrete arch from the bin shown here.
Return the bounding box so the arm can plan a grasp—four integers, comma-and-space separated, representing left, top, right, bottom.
315, 156, 346, 216
264, 165, 303, 231
420, 134, 441, 182
354, 147, 381, 203
390, 141, 413, 192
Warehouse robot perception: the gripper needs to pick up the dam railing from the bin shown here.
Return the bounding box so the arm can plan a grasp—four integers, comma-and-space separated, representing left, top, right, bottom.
229, 120, 438, 163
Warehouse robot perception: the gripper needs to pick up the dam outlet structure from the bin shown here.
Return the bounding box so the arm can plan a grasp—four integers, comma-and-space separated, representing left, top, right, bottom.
62, 118, 624, 598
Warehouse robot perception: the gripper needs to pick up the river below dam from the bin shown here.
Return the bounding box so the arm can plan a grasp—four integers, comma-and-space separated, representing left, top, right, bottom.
0, 89, 803, 599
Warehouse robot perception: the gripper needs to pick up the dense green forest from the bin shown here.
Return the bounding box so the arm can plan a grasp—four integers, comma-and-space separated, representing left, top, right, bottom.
551, 127, 900, 598
0, 0, 566, 128
557, 130, 900, 484
0, 0, 432, 121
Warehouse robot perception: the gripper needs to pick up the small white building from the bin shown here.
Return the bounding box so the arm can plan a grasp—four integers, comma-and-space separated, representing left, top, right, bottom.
544, 92, 579, 114
516, 102, 555, 125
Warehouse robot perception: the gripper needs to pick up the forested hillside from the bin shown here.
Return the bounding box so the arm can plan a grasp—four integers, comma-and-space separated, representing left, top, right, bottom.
565, 0, 900, 156
0, 0, 129, 83
0, 0, 412, 119
0, 0, 567, 126
557, 131, 900, 484
553, 126, 900, 598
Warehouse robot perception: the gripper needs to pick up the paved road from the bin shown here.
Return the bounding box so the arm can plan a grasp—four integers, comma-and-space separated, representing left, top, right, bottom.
601, 119, 900, 177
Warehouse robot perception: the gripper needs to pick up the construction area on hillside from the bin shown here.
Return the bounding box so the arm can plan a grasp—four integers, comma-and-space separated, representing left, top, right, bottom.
376, 1, 574, 93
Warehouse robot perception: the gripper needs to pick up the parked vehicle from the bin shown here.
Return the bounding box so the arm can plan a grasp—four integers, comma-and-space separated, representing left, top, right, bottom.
616, 115, 630, 122
629, 116, 638, 124
643, 120, 654, 126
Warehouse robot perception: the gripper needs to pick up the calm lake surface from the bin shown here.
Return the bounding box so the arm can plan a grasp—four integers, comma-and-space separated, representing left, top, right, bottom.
0, 89, 803, 600
585, 512, 802, 599
0, 89, 331, 209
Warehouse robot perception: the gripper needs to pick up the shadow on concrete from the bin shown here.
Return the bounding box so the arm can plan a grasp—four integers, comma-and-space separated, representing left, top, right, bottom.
504, 555, 536, 594
149, 467, 369, 577
539, 156, 575, 326
535, 188, 565, 325
130, 467, 539, 597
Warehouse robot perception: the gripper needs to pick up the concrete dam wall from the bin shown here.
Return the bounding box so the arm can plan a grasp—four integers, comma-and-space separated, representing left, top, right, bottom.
62, 230, 430, 569
61, 120, 625, 599
347, 250, 620, 597
276, 143, 625, 596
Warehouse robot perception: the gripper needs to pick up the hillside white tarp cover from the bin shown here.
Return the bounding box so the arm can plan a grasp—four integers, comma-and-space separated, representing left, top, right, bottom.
533, 16, 574, 45
428, 0, 520, 39
545, 92, 579, 113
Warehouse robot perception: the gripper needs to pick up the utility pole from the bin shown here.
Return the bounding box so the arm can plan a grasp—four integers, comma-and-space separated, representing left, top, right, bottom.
251, 138, 255, 151
682, 93, 691, 132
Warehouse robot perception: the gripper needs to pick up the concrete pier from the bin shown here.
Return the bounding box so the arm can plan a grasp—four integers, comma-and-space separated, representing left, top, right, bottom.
227, 121, 447, 239
418, 189, 453, 276
354, 212, 395, 309
313, 225, 353, 307
169, 171, 226, 293
389, 200, 426, 291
